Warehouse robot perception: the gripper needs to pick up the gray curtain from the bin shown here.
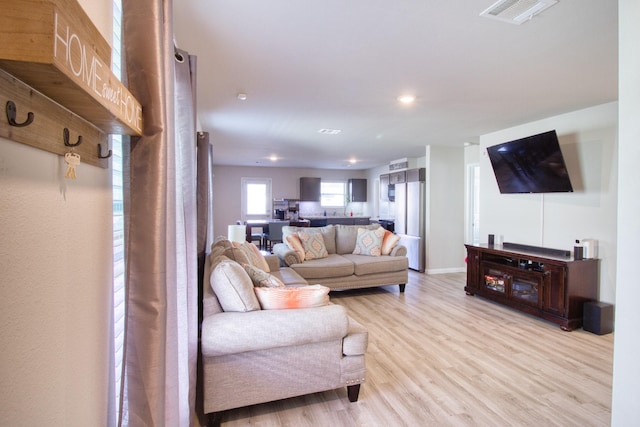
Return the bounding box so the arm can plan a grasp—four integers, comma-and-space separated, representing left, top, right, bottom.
120, 0, 198, 425
197, 131, 214, 262
196, 131, 214, 319
196, 131, 213, 424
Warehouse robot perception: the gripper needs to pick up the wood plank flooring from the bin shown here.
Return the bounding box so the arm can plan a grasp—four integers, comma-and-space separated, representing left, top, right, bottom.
217, 271, 614, 426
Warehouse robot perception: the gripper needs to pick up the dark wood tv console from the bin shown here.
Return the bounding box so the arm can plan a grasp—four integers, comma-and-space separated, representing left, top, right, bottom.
464, 244, 599, 331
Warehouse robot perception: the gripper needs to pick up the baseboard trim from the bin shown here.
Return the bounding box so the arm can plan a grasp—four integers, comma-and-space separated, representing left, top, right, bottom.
425, 267, 466, 275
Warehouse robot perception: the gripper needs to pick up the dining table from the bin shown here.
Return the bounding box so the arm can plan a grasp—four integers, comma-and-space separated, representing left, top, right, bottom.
244, 219, 309, 245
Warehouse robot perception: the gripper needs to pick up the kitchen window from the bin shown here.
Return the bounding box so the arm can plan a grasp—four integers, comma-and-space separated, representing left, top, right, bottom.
321, 181, 346, 207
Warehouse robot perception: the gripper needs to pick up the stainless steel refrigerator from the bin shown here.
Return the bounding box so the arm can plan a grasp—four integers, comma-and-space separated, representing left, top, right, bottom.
394, 169, 425, 272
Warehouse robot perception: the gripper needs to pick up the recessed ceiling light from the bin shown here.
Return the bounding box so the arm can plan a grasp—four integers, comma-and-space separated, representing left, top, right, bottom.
318, 128, 341, 135
397, 95, 416, 104
237, 93, 247, 101
269, 155, 278, 162
349, 158, 357, 164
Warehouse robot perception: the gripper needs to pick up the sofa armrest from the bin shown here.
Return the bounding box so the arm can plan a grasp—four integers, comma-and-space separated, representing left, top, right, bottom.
201, 303, 349, 357
390, 244, 407, 257
264, 254, 281, 271
273, 242, 302, 266
343, 316, 368, 356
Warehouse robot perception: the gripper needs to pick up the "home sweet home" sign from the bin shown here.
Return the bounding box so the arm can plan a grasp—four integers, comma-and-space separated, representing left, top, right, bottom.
0, 0, 143, 136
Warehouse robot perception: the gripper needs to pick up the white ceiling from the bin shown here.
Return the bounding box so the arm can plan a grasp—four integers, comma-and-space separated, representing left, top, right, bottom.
173, 0, 618, 170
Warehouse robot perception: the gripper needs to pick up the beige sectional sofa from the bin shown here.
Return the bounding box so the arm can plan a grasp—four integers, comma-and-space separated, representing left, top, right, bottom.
273, 224, 409, 292
201, 239, 368, 426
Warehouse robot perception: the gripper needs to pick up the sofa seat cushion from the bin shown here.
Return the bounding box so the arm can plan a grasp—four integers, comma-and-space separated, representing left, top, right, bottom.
268, 267, 307, 286
341, 253, 409, 275
290, 254, 355, 279
201, 304, 349, 356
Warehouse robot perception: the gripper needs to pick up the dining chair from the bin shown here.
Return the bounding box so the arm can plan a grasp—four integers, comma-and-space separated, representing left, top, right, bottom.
265, 221, 289, 252
243, 220, 266, 249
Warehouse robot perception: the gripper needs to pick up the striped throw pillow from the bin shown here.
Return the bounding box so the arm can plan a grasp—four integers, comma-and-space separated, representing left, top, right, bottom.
243, 264, 285, 288
381, 230, 401, 255
254, 284, 330, 310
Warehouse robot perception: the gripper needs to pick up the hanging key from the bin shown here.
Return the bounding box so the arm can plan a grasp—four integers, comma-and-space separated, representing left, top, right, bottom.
64, 152, 81, 179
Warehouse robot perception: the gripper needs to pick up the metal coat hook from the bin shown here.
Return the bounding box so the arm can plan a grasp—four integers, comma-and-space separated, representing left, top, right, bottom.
63, 127, 82, 147
6, 100, 34, 127
97, 143, 112, 159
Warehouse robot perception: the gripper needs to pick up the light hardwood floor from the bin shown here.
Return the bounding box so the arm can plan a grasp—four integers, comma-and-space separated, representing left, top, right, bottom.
218, 271, 614, 426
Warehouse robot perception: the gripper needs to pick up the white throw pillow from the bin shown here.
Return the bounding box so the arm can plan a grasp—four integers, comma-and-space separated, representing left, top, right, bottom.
254, 284, 330, 310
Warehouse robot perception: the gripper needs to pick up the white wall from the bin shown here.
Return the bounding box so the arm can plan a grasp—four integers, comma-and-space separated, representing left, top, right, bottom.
0, 1, 113, 425
425, 145, 466, 273
611, 0, 640, 424
479, 102, 618, 304
0, 142, 112, 426
464, 144, 480, 244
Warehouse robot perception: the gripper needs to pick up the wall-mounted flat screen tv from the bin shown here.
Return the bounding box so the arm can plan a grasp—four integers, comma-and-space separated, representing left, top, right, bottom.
487, 130, 573, 194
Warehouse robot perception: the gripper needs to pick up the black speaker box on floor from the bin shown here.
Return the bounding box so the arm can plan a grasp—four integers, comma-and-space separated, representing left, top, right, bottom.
583, 302, 614, 335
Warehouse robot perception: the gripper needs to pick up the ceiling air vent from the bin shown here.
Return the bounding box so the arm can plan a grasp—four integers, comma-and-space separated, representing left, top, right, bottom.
318, 128, 341, 135
480, 0, 558, 25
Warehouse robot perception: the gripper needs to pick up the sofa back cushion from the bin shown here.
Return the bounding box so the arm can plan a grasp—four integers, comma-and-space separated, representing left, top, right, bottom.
238, 241, 271, 272
222, 241, 270, 272
283, 225, 336, 254
202, 253, 224, 317
210, 259, 261, 312
203, 239, 237, 317
222, 244, 250, 265
335, 224, 380, 254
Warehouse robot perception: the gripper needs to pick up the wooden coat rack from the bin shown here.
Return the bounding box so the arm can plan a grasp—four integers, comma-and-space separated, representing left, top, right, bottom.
0, 0, 143, 170
0, 69, 109, 168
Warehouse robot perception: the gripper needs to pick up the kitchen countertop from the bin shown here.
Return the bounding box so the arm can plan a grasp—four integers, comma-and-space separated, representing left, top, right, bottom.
301, 215, 370, 219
